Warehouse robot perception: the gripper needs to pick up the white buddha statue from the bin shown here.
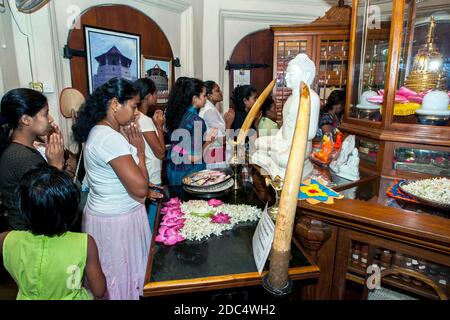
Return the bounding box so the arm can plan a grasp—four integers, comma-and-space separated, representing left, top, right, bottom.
251, 53, 320, 180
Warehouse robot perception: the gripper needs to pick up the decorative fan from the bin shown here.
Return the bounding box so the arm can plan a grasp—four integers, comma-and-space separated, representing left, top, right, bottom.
59, 88, 85, 183
59, 88, 84, 119
15, 0, 50, 14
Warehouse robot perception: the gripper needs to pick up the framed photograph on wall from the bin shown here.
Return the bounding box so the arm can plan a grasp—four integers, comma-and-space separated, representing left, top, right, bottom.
85, 26, 141, 93
141, 55, 172, 104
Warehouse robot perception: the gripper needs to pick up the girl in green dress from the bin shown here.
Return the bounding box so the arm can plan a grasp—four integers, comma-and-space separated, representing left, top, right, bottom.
0, 166, 106, 300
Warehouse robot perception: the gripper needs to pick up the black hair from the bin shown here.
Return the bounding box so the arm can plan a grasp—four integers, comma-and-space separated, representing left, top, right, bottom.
204, 81, 218, 96
165, 77, 205, 133
323, 89, 346, 113
260, 96, 275, 117
72, 77, 138, 143
230, 85, 257, 112
18, 165, 80, 236
134, 78, 157, 100
0, 88, 48, 155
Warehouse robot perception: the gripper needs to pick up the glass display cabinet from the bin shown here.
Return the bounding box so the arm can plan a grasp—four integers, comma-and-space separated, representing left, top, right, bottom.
341, 0, 450, 178
271, 1, 352, 123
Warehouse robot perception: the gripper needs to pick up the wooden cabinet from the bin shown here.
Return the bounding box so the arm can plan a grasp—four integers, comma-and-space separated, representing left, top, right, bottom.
271, 2, 351, 123
294, 177, 450, 300
341, 0, 450, 179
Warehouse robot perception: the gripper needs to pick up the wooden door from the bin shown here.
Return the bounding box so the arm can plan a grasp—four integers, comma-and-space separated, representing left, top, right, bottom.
228, 29, 274, 106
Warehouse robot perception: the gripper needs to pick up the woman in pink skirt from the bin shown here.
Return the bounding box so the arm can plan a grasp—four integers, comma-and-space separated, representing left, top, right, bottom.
72, 78, 155, 300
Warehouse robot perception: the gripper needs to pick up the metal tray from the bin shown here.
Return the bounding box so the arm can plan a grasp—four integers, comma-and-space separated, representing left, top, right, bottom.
398, 180, 450, 211
182, 169, 232, 189
183, 179, 234, 199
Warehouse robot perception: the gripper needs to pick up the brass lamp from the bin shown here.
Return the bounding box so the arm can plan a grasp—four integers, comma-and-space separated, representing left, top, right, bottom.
405, 16, 447, 93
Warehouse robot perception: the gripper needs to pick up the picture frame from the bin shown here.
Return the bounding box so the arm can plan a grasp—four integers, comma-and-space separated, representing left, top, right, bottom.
141, 55, 172, 104
85, 26, 141, 93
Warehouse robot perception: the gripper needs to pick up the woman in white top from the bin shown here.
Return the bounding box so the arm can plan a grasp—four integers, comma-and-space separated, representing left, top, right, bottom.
134, 78, 166, 233
72, 78, 153, 300
199, 81, 235, 168
133, 78, 165, 184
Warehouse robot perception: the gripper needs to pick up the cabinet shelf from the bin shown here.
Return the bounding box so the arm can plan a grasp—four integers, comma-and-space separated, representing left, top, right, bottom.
347, 263, 441, 300
341, 0, 450, 178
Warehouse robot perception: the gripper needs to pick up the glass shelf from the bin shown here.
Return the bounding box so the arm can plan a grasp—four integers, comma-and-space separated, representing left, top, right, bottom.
347, 0, 393, 122
394, 146, 450, 177
393, 1, 450, 128
356, 136, 379, 165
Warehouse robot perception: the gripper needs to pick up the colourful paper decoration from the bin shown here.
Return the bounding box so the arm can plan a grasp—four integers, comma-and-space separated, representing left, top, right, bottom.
298, 178, 344, 205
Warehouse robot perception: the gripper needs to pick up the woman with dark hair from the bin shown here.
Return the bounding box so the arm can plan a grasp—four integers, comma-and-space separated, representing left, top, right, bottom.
0, 165, 106, 300
0, 88, 64, 230
316, 89, 346, 139
165, 77, 217, 185
134, 78, 165, 232
258, 95, 279, 137
200, 81, 235, 135
199, 81, 234, 168
230, 84, 257, 131
134, 78, 166, 184
72, 77, 153, 300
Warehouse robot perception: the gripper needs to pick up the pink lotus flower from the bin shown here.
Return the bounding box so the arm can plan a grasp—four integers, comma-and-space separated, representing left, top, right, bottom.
160, 206, 172, 214
155, 226, 185, 246
208, 199, 223, 207
164, 211, 184, 219
165, 197, 181, 207
367, 87, 450, 105
211, 212, 231, 224
161, 217, 186, 227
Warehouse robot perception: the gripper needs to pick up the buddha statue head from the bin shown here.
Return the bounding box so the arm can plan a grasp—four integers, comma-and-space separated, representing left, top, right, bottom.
285, 53, 316, 91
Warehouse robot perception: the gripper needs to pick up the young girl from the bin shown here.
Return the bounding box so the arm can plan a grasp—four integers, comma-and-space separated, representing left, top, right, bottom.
165, 77, 217, 185
317, 89, 345, 139
200, 81, 235, 168
72, 77, 150, 300
0, 88, 64, 230
0, 166, 106, 300
258, 96, 279, 137
134, 78, 165, 232
230, 84, 257, 131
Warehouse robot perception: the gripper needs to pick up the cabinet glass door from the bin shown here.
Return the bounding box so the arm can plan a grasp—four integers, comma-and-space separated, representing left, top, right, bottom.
393, 0, 450, 127
348, 0, 392, 122
318, 38, 349, 105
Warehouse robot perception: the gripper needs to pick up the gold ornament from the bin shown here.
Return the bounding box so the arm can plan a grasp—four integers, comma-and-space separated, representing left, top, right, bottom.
405, 17, 447, 93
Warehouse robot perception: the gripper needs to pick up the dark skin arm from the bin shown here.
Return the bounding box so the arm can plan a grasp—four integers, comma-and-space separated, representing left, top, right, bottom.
142, 130, 165, 160
144, 110, 166, 160
85, 235, 106, 299
0, 231, 11, 256
110, 124, 149, 202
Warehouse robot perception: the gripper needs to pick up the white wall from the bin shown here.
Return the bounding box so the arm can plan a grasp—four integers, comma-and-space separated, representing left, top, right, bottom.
0, 0, 192, 151
0, 0, 332, 147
